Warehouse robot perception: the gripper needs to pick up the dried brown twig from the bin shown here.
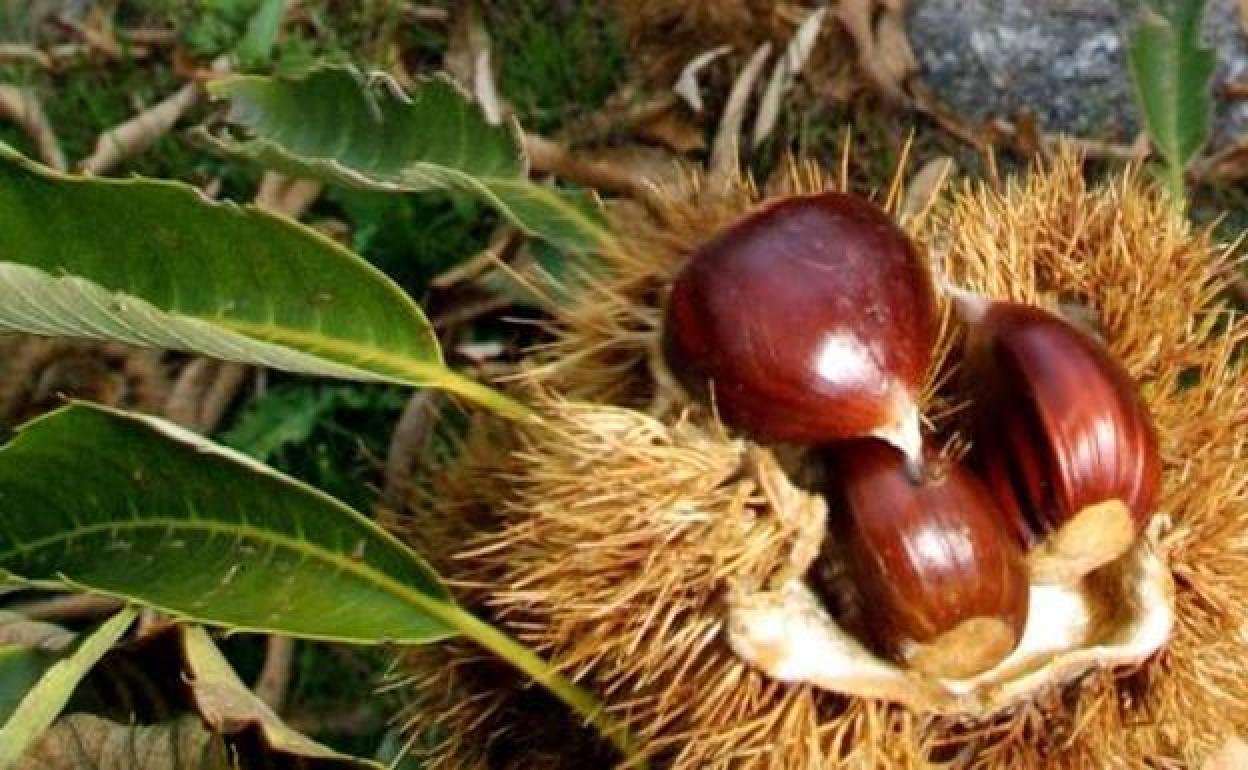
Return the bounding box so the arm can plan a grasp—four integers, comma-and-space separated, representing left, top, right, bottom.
8, 594, 122, 623
0, 85, 65, 170
0, 43, 53, 69
525, 134, 663, 203
254, 636, 297, 712
286, 703, 384, 736
50, 13, 122, 60
432, 226, 520, 290
383, 391, 446, 506
81, 81, 202, 175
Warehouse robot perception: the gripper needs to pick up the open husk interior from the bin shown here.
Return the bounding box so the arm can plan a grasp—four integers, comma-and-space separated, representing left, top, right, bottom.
388, 151, 1248, 770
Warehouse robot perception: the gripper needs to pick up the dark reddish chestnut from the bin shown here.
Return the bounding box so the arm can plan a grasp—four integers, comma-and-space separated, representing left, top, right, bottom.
662, 192, 936, 466
828, 440, 1030, 678
962, 300, 1162, 584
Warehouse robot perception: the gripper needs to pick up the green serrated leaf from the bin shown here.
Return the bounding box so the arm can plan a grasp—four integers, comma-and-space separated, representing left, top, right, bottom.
234, 0, 285, 69
220, 383, 403, 462
0, 403, 454, 645
0, 404, 647, 768
1127, 0, 1214, 204
197, 66, 614, 253
0, 144, 526, 419
0, 608, 137, 769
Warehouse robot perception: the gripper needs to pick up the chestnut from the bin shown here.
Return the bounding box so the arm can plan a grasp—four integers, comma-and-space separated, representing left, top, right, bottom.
826, 440, 1030, 679
963, 301, 1161, 583
662, 192, 937, 467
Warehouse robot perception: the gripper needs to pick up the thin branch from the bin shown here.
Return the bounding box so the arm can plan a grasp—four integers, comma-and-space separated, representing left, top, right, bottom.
1191, 134, 1248, 183
285, 703, 384, 736
52, 13, 122, 60
118, 28, 179, 47
81, 81, 202, 175
0, 44, 53, 69
988, 117, 1151, 162
431, 226, 519, 290
163, 358, 217, 430
383, 390, 444, 506
0, 85, 66, 170
560, 90, 678, 146
164, 359, 249, 433
401, 3, 451, 23
10, 594, 122, 623
253, 636, 296, 713
525, 133, 663, 203
432, 294, 512, 330
197, 362, 249, 433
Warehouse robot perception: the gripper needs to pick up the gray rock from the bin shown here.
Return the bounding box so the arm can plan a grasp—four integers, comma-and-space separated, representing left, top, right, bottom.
907, 0, 1248, 146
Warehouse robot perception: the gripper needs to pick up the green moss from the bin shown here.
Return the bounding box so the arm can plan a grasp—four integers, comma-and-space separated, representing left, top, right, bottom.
490, 0, 625, 134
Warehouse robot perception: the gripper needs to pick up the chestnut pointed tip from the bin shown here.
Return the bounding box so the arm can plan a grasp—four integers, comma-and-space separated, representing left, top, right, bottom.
871, 399, 924, 479
661, 192, 939, 448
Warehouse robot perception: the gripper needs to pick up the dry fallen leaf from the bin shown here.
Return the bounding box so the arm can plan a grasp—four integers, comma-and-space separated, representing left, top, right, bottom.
898, 155, 954, 226
834, 0, 917, 104
710, 42, 772, 186
16, 714, 229, 770
674, 45, 733, 113
444, 0, 504, 124
183, 626, 376, 767
753, 6, 829, 148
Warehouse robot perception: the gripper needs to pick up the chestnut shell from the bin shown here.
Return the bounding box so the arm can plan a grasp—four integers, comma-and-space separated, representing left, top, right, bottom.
967, 303, 1162, 550
661, 192, 936, 446
828, 440, 1030, 678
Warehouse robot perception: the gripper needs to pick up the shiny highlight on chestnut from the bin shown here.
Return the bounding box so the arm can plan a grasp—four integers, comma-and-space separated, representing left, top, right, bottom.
662, 192, 936, 464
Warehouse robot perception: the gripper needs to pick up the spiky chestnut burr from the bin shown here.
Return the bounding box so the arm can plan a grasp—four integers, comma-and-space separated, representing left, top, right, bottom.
662, 192, 936, 468
827, 440, 1030, 679
961, 300, 1162, 584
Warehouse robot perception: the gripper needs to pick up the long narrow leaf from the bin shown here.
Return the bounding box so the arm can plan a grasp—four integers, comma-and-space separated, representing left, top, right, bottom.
0, 613, 76, 724
1126, 0, 1214, 203
0, 404, 646, 767
0, 403, 455, 645
0, 608, 137, 769
0, 145, 525, 418
197, 66, 614, 253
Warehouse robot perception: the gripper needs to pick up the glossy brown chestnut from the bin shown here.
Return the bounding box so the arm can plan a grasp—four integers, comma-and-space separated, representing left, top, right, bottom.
827, 440, 1030, 679
964, 300, 1162, 584
662, 192, 936, 465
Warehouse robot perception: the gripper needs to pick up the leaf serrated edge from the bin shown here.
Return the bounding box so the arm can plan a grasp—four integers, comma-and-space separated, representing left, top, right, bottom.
0, 147, 530, 419
201, 66, 617, 253
0, 404, 643, 767
206, 67, 530, 176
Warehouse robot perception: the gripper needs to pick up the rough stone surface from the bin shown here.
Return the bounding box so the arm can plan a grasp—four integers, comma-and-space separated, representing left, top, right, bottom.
908, 0, 1248, 146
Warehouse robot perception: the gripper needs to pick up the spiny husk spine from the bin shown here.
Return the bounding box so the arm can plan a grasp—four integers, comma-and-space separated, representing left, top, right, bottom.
389, 149, 1247, 770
